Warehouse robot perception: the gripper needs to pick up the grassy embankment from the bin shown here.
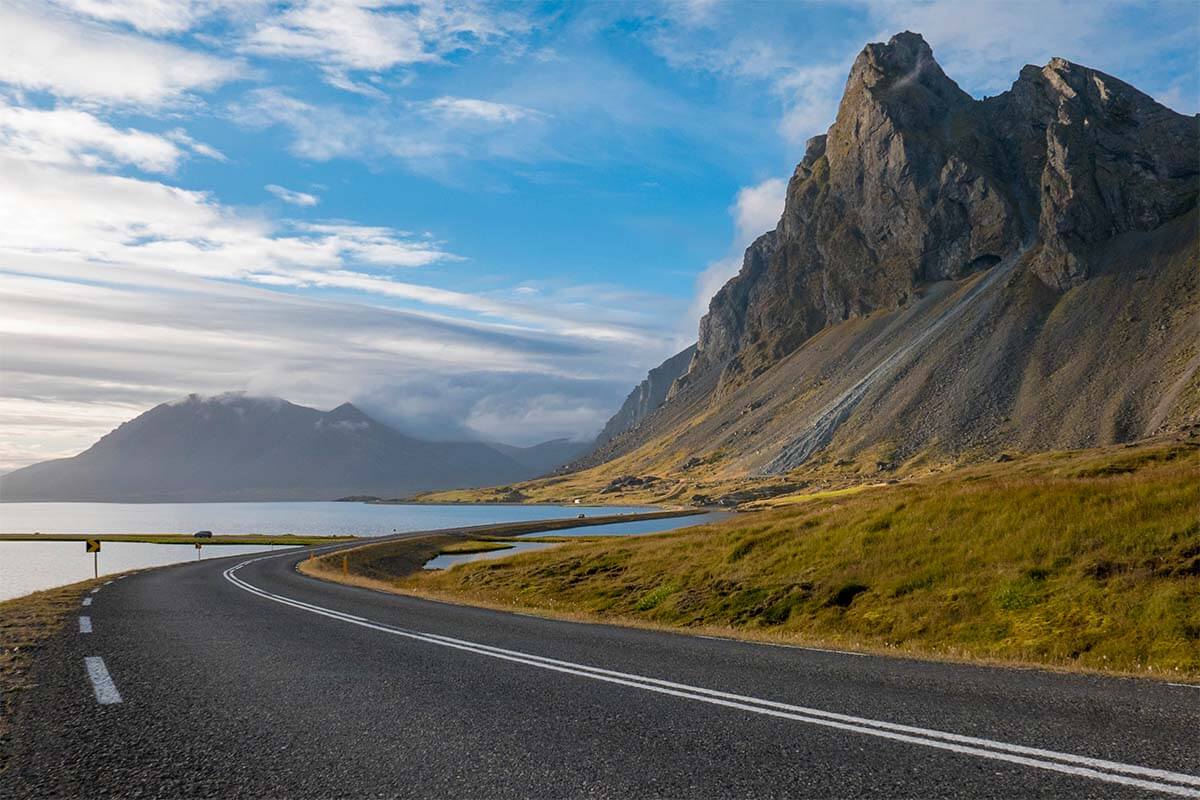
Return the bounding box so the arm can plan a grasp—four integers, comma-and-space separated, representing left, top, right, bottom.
0, 533, 357, 546
400, 440, 1200, 678
0, 577, 111, 771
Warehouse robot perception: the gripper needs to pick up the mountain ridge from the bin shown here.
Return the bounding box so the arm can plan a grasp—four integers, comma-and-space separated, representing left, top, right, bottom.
0, 394, 582, 502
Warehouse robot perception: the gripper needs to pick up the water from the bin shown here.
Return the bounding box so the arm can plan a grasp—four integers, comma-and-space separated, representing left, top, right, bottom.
0, 540, 298, 602
524, 512, 726, 538
0, 501, 659, 602
423, 541, 560, 570
424, 512, 726, 570
0, 501, 656, 537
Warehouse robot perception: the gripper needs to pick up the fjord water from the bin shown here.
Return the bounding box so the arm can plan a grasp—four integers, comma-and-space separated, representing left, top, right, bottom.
0, 540, 302, 602
423, 512, 728, 570
0, 501, 659, 601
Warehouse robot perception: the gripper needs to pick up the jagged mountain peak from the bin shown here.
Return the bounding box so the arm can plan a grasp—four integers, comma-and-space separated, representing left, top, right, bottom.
585, 31, 1199, 477
847, 31, 962, 98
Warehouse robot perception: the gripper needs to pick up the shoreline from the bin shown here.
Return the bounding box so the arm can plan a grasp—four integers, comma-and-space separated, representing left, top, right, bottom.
0, 533, 357, 546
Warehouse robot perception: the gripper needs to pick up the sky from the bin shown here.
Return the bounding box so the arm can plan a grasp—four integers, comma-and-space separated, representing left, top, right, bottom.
1, 0, 1197, 471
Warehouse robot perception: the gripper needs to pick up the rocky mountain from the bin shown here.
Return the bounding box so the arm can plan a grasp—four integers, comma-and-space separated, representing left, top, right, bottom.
583, 32, 1198, 478
0, 394, 573, 502
594, 345, 696, 447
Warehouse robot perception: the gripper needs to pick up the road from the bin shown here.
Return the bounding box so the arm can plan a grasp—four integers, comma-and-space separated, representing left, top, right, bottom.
4, 535, 1198, 798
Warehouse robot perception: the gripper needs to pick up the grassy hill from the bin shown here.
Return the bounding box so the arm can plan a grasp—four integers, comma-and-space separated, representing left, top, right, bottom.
402, 439, 1200, 677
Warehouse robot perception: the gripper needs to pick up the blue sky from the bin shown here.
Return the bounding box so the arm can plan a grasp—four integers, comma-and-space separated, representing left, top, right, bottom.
0, 0, 1196, 470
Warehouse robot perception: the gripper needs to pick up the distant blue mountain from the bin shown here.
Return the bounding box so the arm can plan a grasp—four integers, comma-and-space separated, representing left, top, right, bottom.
0, 394, 581, 502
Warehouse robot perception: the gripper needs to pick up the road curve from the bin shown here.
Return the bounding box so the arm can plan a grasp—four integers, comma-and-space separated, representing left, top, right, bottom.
4, 535, 1198, 798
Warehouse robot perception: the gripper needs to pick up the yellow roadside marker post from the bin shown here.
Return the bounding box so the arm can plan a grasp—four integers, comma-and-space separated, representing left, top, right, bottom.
86, 539, 101, 578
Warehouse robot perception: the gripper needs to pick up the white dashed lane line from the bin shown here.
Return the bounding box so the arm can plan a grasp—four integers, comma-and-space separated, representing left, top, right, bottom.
84, 657, 122, 705
81, 597, 92, 607
104, 580, 113, 585
79, 616, 92, 634
90, 588, 100, 594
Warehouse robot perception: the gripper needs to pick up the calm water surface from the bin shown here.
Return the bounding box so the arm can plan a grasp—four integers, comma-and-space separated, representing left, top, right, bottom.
0, 501, 661, 601
0, 501, 656, 536
424, 511, 726, 570
424, 541, 561, 570
0, 541, 299, 602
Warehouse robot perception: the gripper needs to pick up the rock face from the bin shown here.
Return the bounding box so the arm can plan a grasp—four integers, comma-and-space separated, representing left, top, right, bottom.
0, 394, 576, 501
586, 32, 1199, 476
693, 32, 1197, 382
594, 345, 697, 446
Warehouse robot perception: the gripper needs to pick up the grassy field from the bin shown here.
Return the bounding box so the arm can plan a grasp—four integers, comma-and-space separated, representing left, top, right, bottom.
0, 533, 358, 546
401, 440, 1200, 677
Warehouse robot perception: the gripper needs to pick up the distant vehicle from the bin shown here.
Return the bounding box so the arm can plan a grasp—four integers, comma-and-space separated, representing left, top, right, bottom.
194, 530, 213, 538
577, 513, 586, 519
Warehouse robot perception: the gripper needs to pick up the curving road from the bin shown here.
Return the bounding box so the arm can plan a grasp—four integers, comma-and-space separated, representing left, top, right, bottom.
4, 534, 1199, 798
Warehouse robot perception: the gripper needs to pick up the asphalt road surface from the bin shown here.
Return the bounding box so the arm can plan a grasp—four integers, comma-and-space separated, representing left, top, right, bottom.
4, 535, 1198, 798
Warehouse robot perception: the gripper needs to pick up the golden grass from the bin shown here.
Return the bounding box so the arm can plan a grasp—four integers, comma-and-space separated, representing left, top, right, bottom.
403, 440, 1200, 677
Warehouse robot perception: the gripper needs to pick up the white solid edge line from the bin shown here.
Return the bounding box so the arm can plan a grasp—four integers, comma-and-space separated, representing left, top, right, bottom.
699, 634, 865, 657
1168, 683, 1200, 689
83, 657, 122, 704
79, 616, 92, 634
226, 556, 1199, 786
225, 555, 1200, 796
81, 597, 92, 606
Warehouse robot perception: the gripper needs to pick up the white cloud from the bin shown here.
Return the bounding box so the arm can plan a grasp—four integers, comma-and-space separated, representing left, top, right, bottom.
0, 100, 183, 172
0, 156, 456, 283
166, 128, 227, 161
645, 7, 850, 145
0, 2, 241, 105
685, 176, 787, 328
232, 89, 550, 173
731, 177, 786, 243
50, 0, 236, 34
0, 236, 665, 469
266, 183, 319, 207
776, 63, 849, 144
242, 0, 530, 91
465, 391, 610, 443
423, 96, 540, 124
0, 153, 676, 392
1155, 83, 1199, 115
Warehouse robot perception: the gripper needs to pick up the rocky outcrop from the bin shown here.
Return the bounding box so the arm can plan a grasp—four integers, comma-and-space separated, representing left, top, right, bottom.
691, 32, 1198, 382
584, 32, 1199, 476
989, 59, 1200, 289
594, 344, 696, 446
